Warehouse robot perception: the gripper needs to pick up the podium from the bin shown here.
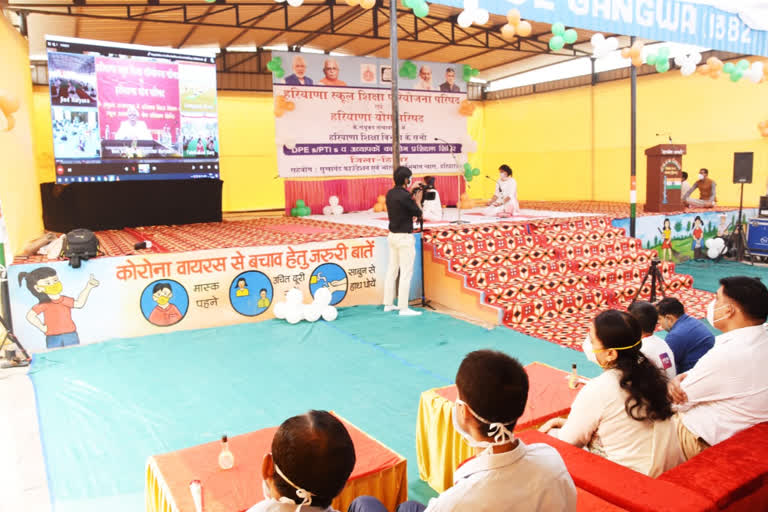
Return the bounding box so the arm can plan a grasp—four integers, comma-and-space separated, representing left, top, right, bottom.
644, 144, 686, 212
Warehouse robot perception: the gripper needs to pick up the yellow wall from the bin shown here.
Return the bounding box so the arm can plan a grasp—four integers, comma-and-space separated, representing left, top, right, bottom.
0, 18, 44, 259
26, 56, 768, 235
482, 60, 768, 207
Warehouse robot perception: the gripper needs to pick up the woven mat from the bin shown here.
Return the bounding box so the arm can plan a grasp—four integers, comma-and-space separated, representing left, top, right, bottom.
518, 200, 739, 217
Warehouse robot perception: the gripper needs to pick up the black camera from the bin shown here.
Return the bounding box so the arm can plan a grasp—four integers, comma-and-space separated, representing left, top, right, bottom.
412, 179, 436, 203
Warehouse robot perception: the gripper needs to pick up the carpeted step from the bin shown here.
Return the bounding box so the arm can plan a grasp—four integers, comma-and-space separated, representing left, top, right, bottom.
423, 223, 529, 246
498, 290, 613, 325
446, 246, 559, 273
539, 227, 627, 246
428, 234, 548, 260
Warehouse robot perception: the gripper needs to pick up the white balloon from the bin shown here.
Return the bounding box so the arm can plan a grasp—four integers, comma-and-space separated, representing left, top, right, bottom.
322, 206, 332, 215
473, 9, 489, 25
303, 304, 321, 322
745, 62, 764, 83
606, 37, 618, 51
705, 238, 715, 249
680, 64, 696, 76
462, 0, 478, 11
707, 247, 721, 259
712, 237, 725, 249
329, 195, 339, 206
274, 302, 287, 319
321, 306, 338, 322
457, 10, 473, 28
331, 204, 343, 215
286, 288, 303, 305
690, 52, 702, 64
286, 304, 303, 324
313, 287, 332, 307
674, 55, 685, 67
286, 0, 303, 6
590, 33, 605, 46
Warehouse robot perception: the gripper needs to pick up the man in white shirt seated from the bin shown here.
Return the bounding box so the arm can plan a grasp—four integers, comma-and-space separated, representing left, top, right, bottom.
419, 176, 442, 222
680, 171, 692, 200
483, 165, 521, 217
246, 410, 356, 512
628, 301, 677, 380
668, 276, 768, 460
349, 350, 577, 512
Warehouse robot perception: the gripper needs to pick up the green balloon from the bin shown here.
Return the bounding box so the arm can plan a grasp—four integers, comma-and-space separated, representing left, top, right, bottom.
275, 69, 284, 79
549, 36, 565, 51
291, 207, 299, 216
723, 62, 735, 73
658, 46, 670, 58
464, 169, 472, 179
296, 199, 305, 208
737, 59, 750, 71
730, 71, 743, 82
267, 61, 276, 71
402, 0, 413, 7
551, 22, 565, 36
563, 29, 578, 45
301, 207, 311, 216
471, 68, 479, 77
472, 168, 480, 176
656, 61, 669, 73
463, 162, 471, 172
646, 54, 657, 66
413, 1, 428, 18
465, 174, 473, 182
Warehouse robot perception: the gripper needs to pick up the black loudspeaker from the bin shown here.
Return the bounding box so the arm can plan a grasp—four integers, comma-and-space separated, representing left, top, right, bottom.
759, 196, 768, 217
733, 152, 753, 184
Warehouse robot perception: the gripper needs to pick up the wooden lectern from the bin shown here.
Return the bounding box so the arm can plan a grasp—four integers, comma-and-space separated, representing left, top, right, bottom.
644, 144, 686, 213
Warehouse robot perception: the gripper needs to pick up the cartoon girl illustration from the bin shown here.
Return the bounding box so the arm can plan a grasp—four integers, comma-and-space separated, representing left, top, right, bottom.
692, 216, 705, 260
658, 218, 672, 261
18, 267, 99, 349
235, 278, 249, 297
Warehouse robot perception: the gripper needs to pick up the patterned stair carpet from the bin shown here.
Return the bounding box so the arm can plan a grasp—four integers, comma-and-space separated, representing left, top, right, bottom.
517, 200, 741, 218
14, 217, 388, 264
423, 216, 714, 350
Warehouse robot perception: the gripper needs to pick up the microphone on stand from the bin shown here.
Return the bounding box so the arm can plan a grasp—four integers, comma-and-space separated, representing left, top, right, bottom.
484, 175, 496, 183
655, 132, 673, 143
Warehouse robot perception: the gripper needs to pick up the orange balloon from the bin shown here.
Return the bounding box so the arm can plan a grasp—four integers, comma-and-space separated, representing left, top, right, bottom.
274, 106, 285, 117
360, 0, 375, 8
373, 203, 384, 212
697, 64, 710, 75
762, 128, 768, 138
0, 91, 20, 116
709, 69, 721, 79
2, 114, 15, 132
620, 48, 631, 59
506, 9, 521, 26
631, 56, 644, 67
347, 0, 360, 5
630, 41, 644, 57
707, 57, 723, 70
501, 24, 516, 41
516, 21, 532, 37
284, 101, 295, 111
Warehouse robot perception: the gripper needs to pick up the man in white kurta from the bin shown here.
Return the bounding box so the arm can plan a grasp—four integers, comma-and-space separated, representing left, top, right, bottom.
483, 165, 520, 217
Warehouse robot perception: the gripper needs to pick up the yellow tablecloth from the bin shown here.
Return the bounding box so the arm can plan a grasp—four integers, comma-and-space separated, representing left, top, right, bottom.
146, 413, 407, 512
416, 362, 583, 492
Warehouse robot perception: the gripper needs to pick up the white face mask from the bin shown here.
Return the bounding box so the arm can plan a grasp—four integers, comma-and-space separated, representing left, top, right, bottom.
452, 399, 515, 454
582, 334, 599, 365
706, 300, 728, 326
698, 173, 705, 180
262, 457, 315, 512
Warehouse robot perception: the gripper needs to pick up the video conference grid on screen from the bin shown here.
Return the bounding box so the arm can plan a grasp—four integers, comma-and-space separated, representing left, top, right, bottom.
46, 36, 220, 183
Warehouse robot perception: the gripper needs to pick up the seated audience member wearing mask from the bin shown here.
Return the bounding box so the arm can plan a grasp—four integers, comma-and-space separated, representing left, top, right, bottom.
247, 410, 356, 512
350, 350, 577, 512
540, 310, 683, 477
419, 176, 442, 222
628, 301, 677, 380
668, 277, 768, 461
655, 298, 715, 373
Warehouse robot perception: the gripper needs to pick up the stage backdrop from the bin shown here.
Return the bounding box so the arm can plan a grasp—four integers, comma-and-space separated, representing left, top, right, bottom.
8, 236, 422, 352
272, 52, 475, 179
612, 209, 758, 260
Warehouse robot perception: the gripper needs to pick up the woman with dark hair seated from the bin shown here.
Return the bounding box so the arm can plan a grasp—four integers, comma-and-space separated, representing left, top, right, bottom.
540, 310, 683, 477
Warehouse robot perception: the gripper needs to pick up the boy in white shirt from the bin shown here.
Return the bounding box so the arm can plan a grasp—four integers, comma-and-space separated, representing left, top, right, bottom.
350, 350, 576, 512
628, 301, 677, 380
246, 410, 356, 512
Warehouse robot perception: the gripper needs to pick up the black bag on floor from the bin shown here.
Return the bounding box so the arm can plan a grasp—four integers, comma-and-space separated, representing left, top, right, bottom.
61, 228, 100, 268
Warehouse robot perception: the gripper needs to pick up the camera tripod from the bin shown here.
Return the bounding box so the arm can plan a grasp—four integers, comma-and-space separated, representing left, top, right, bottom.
724, 182, 755, 265
632, 258, 666, 304
412, 216, 435, 310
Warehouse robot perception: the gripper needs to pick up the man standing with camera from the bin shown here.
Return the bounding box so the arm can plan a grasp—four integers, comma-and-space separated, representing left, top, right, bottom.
383, 166, 423, 316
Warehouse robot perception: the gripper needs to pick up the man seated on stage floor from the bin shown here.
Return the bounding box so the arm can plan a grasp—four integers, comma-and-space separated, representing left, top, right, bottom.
383, 166, 423, 317
656, 298, 714, 374
350, 350, 577, 512
246, 410, 356, 512
682, 168, 716, 208
680, 171, 692, 199
628, 301, 677, 379
483, 164, 521, 217
419, 176, 442, 222
668, 276, 768, 461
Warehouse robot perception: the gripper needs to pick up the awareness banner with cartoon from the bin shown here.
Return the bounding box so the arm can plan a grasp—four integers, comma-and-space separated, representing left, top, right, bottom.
7, 236, 422, 352
272, 52, 474, 178
612, 208, 758, 260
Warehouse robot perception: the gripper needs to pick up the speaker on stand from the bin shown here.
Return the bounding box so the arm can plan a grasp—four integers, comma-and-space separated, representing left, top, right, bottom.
728, 152, 755, 265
